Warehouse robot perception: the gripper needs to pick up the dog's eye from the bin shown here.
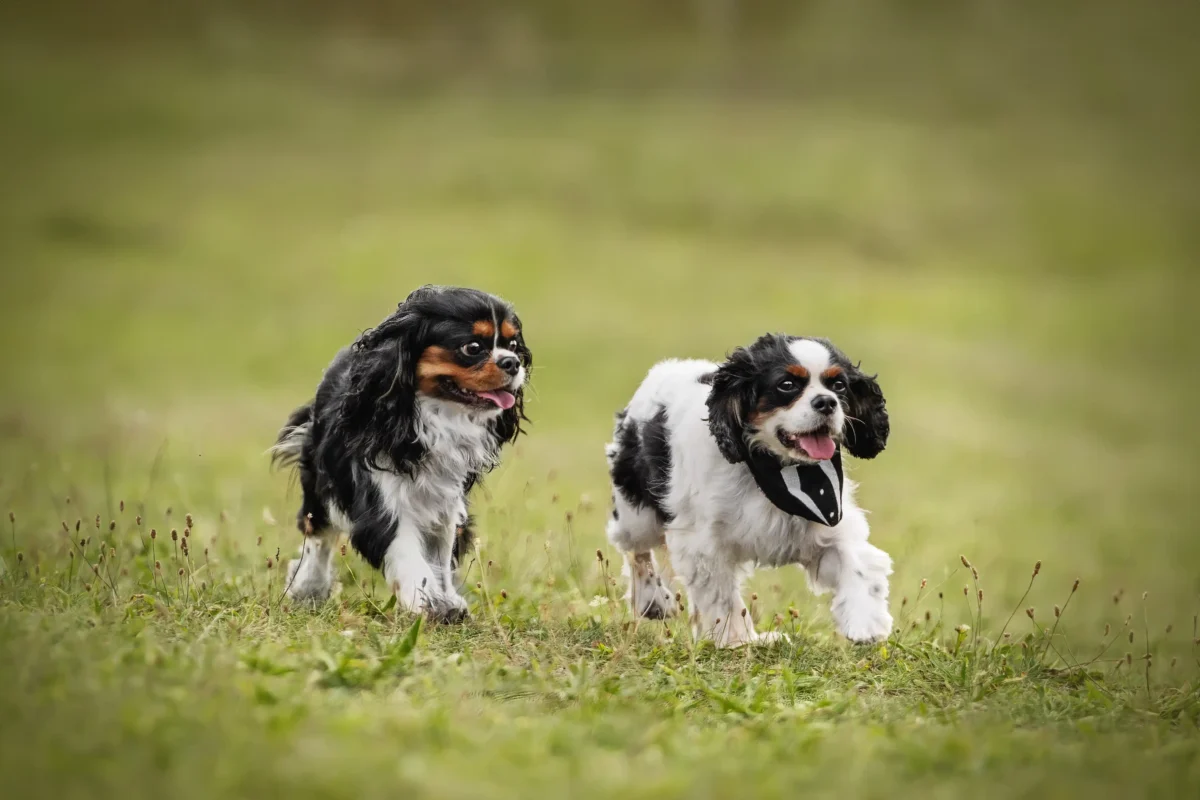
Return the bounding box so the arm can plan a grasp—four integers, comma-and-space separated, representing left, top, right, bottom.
829, 378, 847, 393
777, 379, 799, 394
460, 342, 485, 357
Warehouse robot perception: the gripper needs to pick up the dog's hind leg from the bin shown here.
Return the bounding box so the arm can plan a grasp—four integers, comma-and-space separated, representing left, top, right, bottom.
606, 494, 675, 619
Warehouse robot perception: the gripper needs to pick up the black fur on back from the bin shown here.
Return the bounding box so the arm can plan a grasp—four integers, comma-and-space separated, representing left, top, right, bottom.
610, 405, 674, 523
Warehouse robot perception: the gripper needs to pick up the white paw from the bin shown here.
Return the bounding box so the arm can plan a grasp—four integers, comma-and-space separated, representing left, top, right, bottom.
284, 558, 337, 607
628, 560, 679, 620
832, 592, 893, 644
424, 593, 470, 625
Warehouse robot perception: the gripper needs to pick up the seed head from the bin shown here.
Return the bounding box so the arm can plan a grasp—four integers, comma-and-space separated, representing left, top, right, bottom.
109, 520, 116, 532
901, 596, 908, 607
119, 500, 125, 513
340, 544, 347, 557
963, 586, 968, 597
741, 608, 748, 619
925, 611, 931, 622
596, 549, 604, 562
1054, 605, 1061, 618
136, 515, 142, 526
69, 551, 74, 560
185, 514, 193, 528
751, 593, 758, 602
1125, 652, 1133, 666
79, 539, 86, 548
476, 582, 482, 590
266, 558, 273, 569
84, 583, 91, 592
94, 515, 100, 529
7, 511, 13, 523
150, 529, 157, 540
674, 592, 682, 603
1072, 579, 1080, 592
938, 592, 943, 600
1026, 607, 1035, 620
1032, 561, 1041, 577
500, 590, 508, 600
1104, 623, 1111, 636
919, 578, 927, 590
972, 568, 979, 580
178, 567, 185, 577
154, 561, 161, 571
171, 529, 178, 542
1171, 657, 1178, 669
75, 520, 81, 532
960, 555, 972, 569
1128, 631, 1134, 644
789, 608, 799, 619
256, 536, 262, 547
1143, 591, 1148, 601
201, 581, 207, 592
61, 521, 69, 533
16, 552, 23, 563
978, 589, 984, 603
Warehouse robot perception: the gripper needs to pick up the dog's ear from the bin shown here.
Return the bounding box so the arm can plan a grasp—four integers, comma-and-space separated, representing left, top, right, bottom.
492, 312, 531, 447
706, 345, 759, 464
842, 365, 889, 460
335, 302, 430, 475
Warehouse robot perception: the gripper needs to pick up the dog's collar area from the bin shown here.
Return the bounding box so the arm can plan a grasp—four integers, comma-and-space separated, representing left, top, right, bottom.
742, 444, 844, 526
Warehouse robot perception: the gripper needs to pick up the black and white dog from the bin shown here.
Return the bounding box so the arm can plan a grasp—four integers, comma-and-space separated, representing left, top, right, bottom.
272, 286, 531, 622
606, 334, 892, 647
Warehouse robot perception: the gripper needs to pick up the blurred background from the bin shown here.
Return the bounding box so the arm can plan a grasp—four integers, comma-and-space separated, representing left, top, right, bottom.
1, 0, 1198, 628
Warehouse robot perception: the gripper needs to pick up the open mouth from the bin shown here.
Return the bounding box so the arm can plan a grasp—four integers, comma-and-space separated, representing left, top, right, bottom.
777, 425, 837, 461
438, 378, 516, 410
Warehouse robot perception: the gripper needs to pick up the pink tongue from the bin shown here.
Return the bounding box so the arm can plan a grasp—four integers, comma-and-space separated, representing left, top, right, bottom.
798, 433, 836, 461
477, 390, 516, 410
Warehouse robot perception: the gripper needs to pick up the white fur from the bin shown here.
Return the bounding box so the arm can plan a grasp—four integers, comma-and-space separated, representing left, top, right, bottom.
608, 353, 893, 647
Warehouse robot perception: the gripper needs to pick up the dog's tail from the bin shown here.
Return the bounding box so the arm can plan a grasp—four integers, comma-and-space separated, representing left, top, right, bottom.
270, 404, 313, 471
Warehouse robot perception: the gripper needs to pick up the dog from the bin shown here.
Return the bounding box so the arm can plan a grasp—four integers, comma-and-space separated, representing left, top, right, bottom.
272, 285, 531, 622
605, 333, 892, 647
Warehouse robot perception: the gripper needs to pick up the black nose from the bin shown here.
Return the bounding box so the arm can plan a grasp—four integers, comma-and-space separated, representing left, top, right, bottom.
811, 394, 838, 415
496, 355, 521, 376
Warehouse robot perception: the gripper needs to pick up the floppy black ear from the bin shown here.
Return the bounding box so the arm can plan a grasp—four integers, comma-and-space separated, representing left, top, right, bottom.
843, 366, 889, 460
492, 312, 531, 447
333, 302, 429, 475
705, 346, 759, 464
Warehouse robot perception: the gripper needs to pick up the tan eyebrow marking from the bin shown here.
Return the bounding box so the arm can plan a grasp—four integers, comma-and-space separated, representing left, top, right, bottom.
821, 366, 844, 380
786, 365, 810, 378
500, 320, 519, 340
473, 320, 495, 337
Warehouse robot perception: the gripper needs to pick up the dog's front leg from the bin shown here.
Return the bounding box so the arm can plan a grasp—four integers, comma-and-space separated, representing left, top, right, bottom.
667, 528, 765, 649
382, 518, 466, 624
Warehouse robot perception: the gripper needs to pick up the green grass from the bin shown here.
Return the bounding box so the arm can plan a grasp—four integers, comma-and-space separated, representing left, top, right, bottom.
2, 6, 1200, 797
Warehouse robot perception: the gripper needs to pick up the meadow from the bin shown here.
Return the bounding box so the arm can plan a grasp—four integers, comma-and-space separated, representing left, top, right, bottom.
1, 3, 1198, 797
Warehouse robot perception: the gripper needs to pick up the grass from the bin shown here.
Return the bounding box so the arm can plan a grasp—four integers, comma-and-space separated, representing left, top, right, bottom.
1, 4, 1199, 797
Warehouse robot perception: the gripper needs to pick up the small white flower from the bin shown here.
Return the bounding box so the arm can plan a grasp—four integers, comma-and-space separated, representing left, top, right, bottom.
589, 595, 609, 608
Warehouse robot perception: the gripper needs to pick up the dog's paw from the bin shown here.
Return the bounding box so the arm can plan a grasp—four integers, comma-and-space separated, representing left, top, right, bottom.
424, 593, 471, 625
629, 563, 679, 620
831, 591, 893, 644
284, 559, 337, 607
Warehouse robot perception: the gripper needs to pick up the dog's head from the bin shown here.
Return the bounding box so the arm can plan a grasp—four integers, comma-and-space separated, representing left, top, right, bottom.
706, 334, 888, 465
336, 285, 532, 472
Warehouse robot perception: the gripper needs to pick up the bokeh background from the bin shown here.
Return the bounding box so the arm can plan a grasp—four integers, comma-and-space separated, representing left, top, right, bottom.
1, 0, 1199, 765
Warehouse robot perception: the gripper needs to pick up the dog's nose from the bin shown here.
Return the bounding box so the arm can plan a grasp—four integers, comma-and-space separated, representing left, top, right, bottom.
496, 355, 521, 377
811, 394, 838, 416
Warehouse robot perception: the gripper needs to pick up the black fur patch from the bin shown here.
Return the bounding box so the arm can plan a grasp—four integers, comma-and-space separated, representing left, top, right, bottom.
610, 406, 673, 523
